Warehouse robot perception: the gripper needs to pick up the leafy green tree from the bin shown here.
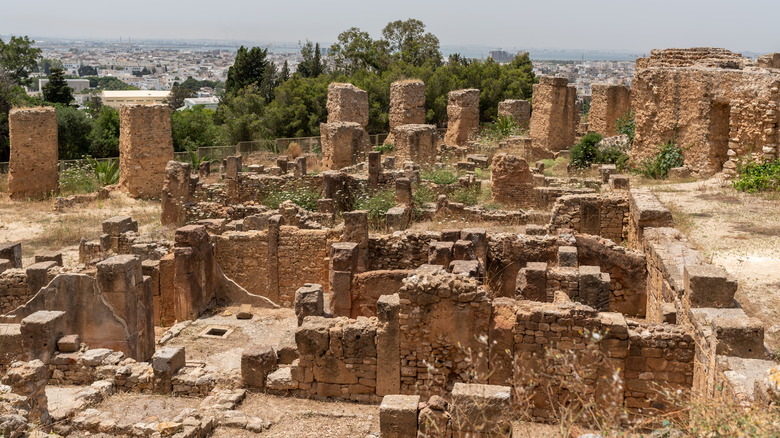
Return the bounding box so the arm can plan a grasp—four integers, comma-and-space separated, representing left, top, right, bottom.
88, 106, 120, 157
43, 68, 74, 105
37, 58, 64, 75
0, 36, 42, 85
260, 61, 278, 102
78, 65, 98, 76
225, 46, 270, 95
217, 84, 267, 143
166, 85, 195, 110
279, 60, 291, 82
330, 28, 389, 74
381, 19, 442, 67
262, 75, 329, 138
55, 105, 93, 159
297, 41, 325, 78
171, 106, 226, 151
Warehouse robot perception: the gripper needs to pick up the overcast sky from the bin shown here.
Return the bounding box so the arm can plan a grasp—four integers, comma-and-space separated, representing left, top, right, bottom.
2, 0, 779, 53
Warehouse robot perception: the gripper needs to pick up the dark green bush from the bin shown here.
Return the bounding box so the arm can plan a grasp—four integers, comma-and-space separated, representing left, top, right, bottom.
421, 168, 460, 185
615, 110, 635, 144
570, 132, 603, 169
732, 160, 780, 192
449, 186, 480, 206
598, 145, 630, 171
637, 141, 684, 179
374, 143, 394, 154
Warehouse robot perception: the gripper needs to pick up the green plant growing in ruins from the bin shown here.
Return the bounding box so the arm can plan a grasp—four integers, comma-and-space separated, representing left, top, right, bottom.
474, 166, 491, 180
184, 149, 216, 171
86, 156, 119, 186
261, 183, 320, 211
597, 145, 630, 171
479, 114, 525, 144
411, 184, 435, 220
615, 110, 636, 144
374, 142, 394, 154
570, 132, 603, 168
421, 168, 460, 185
449, 186, 480, 206
637, 140, 685, 179
59, 161, 98, 194
354, 189, 396, 228
731, 159, 780, 193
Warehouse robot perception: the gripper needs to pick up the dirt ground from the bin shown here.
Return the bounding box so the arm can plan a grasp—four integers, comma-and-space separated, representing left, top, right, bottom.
647, 176, 780, 351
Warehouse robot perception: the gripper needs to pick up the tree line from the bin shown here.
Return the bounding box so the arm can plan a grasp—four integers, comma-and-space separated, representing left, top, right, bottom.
0, 20, 537, 161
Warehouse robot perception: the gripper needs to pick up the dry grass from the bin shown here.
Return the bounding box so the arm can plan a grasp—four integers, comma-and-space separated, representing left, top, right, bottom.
286, 142, 304, 160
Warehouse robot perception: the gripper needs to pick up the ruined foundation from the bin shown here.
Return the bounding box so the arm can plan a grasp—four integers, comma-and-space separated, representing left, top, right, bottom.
8, 107, 59, 200
118, 104, 174, 198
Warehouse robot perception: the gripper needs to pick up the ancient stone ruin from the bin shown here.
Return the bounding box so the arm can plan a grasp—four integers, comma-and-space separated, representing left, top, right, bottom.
7, 107, 58, 200
320, 83, 370, 170
444, 88, 480, 146
530, 76, 578, 151
498, 99, 531, 128
589, 83, 631, 136
387, 79, 426, 145
118, 104, 174, 198
632, 47, 780, 175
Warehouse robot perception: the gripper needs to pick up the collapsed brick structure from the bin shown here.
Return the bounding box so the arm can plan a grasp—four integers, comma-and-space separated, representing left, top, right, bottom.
8, 107, 58, 200
632, 48, 780, 174
589, 83, 631, 136
444, 89, 480, 146
387, 80, 426, 145
530, 76, 578, 151
118, 104, 174, 198
498, 99, 531, 128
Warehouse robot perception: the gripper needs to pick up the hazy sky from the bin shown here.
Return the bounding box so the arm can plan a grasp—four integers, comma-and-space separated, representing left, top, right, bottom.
2, 0, 779, 53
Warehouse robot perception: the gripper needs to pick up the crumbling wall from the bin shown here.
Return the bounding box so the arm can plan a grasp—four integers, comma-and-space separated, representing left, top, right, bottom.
444, 89, 480, 146
173, 225, 216, 321
636, 47, 746, 69
490, 153, 534, 205
327, 83, 369, 127
350, 270, 409, 318
392, 124, 437, 166
118, 104, 174, 198
631, 63, 780, 174
387, 80, 426, 144
320, 122, 368, 170
369, 232, 441, 271
589, 84, 631, 136
626, 188, 674, 250
530, 76, 577, 151
498, 99, 531, 128
0, 270, 32, 315
548, 193, 630, 242
278, 226, 331, 307
8, 107, 58, 199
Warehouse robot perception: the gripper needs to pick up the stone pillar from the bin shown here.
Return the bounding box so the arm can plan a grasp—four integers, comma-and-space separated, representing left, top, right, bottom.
387, 80, 426, 145
225, 155, 242, 179
294, 156, 307, 178
320, 122, 368, 170
395, 178, 412, 205
152, 346, 185, 394
20, 310, 66, 363
8, 107, 58, 200
368, 151, 382, 189
489, 298, 516, 386
530, 76, 577, 151
376, 293, 400, 396
329, 242, 358, 317
172, 225, 216, 327
161, 161, 192, 227
327, 83, 369, 127
393, 124, 438, 166
589, 83, 631, 137
267, 215, 282, 303
490, 153, 534, 205
342, 211, 369, 272
444, 89, 480, 146
498, 99, 531, 128
119, 104, 174, 198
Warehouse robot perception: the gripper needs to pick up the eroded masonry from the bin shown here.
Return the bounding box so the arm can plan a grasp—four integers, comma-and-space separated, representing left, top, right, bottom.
2, 48, 779, 438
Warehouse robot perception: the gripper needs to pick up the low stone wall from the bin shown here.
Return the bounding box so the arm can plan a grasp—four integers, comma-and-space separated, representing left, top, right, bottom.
626, 188, 674, 249
548, 192, 630, 242
0, 269, 32, 315
368, 232, 440, 271
350, 270, 409, 318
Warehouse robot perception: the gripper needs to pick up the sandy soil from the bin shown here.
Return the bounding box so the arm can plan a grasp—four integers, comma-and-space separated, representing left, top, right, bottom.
649, 176, 780, 351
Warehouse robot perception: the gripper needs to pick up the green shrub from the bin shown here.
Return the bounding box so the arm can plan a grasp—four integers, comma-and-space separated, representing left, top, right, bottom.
86, 156, 119, 186
598, 145, 630, 171
479, 114, 525, 143
637, 140, 684, 179
474, 166, 491, 180
60, 162, 97, 194
262, 184, 320, 211
421, 168, 460, 185
374, 143, 394, 154
412, 185, 435, 219
354, 189, 396, 227
450, 186, 480, 206
570, 132, 603, 169
615, 110, 635, 144
732, 160, 780, 192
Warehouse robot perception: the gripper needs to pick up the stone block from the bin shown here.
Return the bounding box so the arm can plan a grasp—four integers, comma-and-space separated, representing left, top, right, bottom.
395, 177, 412, 205
20, 310, 67, 362
558, 246, 578, 268
393, 124, 438, 166
327, 83, 369, 127
152, 346, 186, 374
609, 174, 630, 190
237, 304, 252, 320
0, 258, 10, 274
450, 260, 480, 278
386, 206, 409, 232
225, 155, 242, 179
516, 262, 547, 302
684, 264, 737, 308
102, 216, 137, 236
0, 242, 22, 269
295, 317, 333, 357
600, 164, 617, 183
34, 250, 63, 267
461, 229, 488, 265
380, 394, 420, 438
428, 241, 454, 267
241, 345, 278, 388
119, 104, 173, 198
712, 316, 765, 359
525, 224, 546, 236
266, 366, 297, 391
669, 166, 691, 180
451, 383, 512, 435
294, 283, 324, 326
8, 107, 59, 199
444, 89, 480, 146
26, 261, 57, 295
57, 334, 81, 353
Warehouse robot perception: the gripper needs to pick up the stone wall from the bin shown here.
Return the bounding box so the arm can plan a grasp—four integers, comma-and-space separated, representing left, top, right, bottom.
368, 232, 440, 271
118, 104, 174, 198
350, 270, 409, 318
444, 89, 480, 146
626, 188, 674, 250
327, 83, 369, 127
548, 193, 630, 242
589, 84, 631, 137
387, 80, 426, 144
490, 153, 534, 205
636, 47, 746, 69
0, 269, 31, 315
320, 122, 368, 170
392, 124, 437, 166
631, 59, 780, 174
530, 76, 577, 151
8, 107, 58, 199
498, 99, 531, 128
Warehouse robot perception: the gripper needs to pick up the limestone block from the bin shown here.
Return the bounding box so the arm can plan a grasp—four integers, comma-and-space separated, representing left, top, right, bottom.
57, 334, 80, 353
161, 161, 192, 227
20, 310, 66, 362
266, 366, 297, 390
516, 262, 547, 301
558, 246, 578, 268
530, 76, 577, 151
600, 164, 617, 183
393, 124, 438, 166
589, 83, 631, 136
389, 80, 426, 136
395, 177, 412, 205
26, 261, 57, 295
684, 265, 737, 308
294, 283, 324, 326
449, 260, 480, 278
380, 394, 420, 438
453, 239, 475, 261
609, 174, 630, 190
491, 153, 534, 205
295, 317, 334, 357
8, 107, 58, 199
444, 89, 480, 146
321, 122, 367, 170
428, 241, 454, 267
241, 345, 278, 389
34, 251, 63, 267
712, 316, 765, 359
102, 216, 137, 237
450, 383, 512, 435
376, 293, 400, 396
119, 104, 174, 199
327, 83, 369, 127
0, 242, 22, 269
237, 304, 253, 320
386, 207, 409, 232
